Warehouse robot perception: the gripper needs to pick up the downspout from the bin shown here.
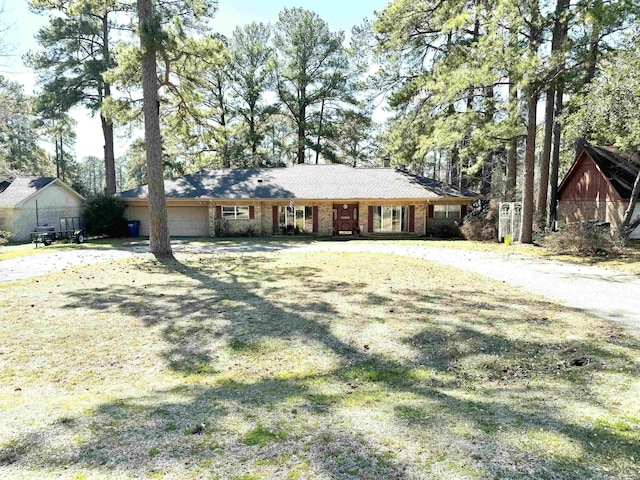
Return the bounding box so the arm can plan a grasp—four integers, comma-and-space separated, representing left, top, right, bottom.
36, 199, 40, 227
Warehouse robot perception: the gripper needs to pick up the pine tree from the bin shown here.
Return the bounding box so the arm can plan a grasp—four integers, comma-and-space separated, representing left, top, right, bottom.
272, 8, 349, 164
27, 0, 125, 193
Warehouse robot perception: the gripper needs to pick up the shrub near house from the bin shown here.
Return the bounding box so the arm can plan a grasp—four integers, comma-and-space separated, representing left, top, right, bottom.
81, 192, 128, 237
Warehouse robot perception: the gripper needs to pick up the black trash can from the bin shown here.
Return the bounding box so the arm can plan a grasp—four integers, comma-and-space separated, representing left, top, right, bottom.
127, 220, 141, 238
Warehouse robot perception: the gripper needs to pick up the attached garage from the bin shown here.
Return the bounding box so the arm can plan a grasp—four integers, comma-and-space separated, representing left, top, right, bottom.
125, 203, 209, 237
167, 206, 209, 236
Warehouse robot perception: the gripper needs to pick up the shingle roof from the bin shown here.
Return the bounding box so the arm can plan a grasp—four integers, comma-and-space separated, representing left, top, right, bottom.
585, 145, 640, 199
118, 165, 478, 200
0, 177, 56, 207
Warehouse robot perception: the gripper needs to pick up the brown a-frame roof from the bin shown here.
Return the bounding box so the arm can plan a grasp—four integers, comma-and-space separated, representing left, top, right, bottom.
559, 145, 640, 199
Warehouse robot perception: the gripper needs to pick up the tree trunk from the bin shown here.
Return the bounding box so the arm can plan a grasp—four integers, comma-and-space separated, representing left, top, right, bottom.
218, 80, 230, 168
537, 87, 554, 219
520, 8, 541, 244
451, 147, 459, 187
101, 115, 116, 193
249, 106, 257, 161
137, 0, 172, 258
537, 0, 569, 223
618, 171, 640, 246
520, 91, 538, 244
584, 24, 601, 86
297, 103, 306, 164
506, 139, 517, 201
58, 135, 65, 182
102, 14, 117, 194
547, 82, 564, 229
480, 159, 492, 197
54, 131, 60, 180
314, 98, 325, 164
481, 85, 495, 198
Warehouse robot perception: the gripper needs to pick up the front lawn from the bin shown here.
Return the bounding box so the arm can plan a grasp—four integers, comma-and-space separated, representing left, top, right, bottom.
0, 238, 137, 261
1, 251, 639, 479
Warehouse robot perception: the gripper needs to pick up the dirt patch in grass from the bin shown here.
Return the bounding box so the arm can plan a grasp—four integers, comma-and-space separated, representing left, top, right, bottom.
0, 251, 639, 479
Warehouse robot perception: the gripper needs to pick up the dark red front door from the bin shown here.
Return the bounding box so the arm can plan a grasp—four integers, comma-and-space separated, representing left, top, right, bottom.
333, 203, 359, 235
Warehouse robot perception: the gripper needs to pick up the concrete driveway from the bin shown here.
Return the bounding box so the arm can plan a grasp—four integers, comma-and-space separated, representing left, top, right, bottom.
0, 246, 147, 283
2, 240, 638, 336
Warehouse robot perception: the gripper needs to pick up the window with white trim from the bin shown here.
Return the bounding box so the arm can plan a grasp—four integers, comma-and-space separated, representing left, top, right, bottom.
434, 204, 461, 219
374, 206, 409, 232
222, 206, 250, 219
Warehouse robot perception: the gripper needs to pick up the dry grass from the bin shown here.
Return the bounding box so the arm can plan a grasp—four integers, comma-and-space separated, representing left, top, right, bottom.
1, 251, 639, 479
0, 238, 133, 261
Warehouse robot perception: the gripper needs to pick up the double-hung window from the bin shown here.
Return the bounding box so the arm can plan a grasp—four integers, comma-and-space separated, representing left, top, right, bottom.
222, 206, 250, 220
433, 204, 461, 219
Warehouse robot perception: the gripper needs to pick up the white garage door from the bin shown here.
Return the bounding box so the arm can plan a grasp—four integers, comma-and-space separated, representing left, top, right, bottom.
126, 205, 209, 237
167, 206, 209, 237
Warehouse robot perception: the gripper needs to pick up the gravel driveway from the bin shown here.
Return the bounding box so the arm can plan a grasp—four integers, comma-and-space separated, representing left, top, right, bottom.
2, 240, 638, 336
0, 247, 147, 283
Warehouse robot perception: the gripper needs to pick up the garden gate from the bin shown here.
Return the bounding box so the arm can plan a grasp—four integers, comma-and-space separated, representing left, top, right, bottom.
498, 202, 522, 243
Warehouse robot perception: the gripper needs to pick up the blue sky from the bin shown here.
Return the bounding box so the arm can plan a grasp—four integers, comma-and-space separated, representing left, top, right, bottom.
1, 0, 389, 162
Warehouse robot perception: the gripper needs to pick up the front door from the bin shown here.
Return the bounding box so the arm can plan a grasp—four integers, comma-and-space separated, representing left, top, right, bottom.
333, 203, 359, 235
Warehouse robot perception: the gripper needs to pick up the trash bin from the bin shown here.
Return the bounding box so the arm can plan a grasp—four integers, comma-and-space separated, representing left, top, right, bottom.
127, 220, 141, 238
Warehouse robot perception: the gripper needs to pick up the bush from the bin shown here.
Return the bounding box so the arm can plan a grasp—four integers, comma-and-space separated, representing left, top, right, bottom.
461, 216, 497, 242
0, 230, 12, 246
215, 218, 258, 237
541, 222, 620, 257
460, 202, 498, 242
281, 225, 297, 235
427, 223, 462, 239
81, 192, 128, 237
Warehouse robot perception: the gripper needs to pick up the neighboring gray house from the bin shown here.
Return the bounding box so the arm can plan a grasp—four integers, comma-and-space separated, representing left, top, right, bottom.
0, 177, 85, 241
118, 164, 478, 237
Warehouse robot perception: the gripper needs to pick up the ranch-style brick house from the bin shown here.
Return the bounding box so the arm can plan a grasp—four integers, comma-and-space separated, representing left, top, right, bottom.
558, 145, 640, 239
118, 164, 478, 237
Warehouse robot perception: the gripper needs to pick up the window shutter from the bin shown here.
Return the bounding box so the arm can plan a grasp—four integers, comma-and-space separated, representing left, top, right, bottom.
249, 206, 255, 220
312, 206, 319, 233
272, 206, 279, 234
368, 206, 374, 233
215, 206, 222, 218
409, 205, 415, 232
428, 204, 434, 218
461, 204, 467, 218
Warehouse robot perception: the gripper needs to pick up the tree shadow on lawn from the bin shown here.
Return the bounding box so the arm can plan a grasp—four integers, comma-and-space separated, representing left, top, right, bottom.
2, 254, 640, 478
